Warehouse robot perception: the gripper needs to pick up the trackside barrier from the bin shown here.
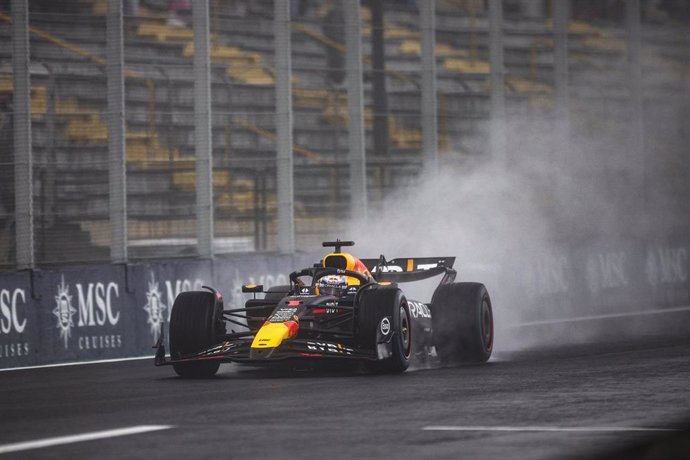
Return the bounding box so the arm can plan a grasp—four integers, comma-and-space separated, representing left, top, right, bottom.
1, 237, 689, 369
497, 235, 690, 347
0, 253, 315, 369
500, 235, 690, 321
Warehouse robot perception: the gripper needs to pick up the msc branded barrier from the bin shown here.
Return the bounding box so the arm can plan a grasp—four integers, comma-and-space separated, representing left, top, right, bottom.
1, 237, 689, 369
497, 235, 690, 347
502, 235, 690, 319
0, 253, 314, 369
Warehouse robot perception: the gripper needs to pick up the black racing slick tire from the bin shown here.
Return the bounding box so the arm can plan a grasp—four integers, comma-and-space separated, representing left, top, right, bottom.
431, 282, 493, 364
357, 287, 412, 374
169, 291, 225, 378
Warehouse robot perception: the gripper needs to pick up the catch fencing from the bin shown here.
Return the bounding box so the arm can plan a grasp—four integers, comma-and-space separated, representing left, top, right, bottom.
2, 1, 688, 268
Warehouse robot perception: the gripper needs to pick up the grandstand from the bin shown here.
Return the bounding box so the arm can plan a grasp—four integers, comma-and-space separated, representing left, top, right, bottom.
0, 0, 688, 268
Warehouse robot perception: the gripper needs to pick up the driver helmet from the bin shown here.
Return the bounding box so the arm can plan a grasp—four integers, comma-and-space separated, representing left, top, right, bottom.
318, 275, 348, 297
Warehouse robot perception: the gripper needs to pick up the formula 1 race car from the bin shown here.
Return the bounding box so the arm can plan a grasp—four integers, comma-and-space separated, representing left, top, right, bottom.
154, 240, 494, 377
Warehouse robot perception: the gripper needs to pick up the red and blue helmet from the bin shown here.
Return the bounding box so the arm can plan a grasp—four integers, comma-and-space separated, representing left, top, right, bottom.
318, 275, 348, 297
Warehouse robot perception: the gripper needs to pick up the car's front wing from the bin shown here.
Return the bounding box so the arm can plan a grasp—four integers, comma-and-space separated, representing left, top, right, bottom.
154, 338, 377, 367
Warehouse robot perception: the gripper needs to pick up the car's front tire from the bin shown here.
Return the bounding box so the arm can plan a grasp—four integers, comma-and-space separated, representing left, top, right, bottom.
358, 287, 412, 373
169, 291, 225, 378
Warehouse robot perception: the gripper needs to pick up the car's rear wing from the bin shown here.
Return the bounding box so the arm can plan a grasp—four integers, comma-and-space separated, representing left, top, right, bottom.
361, 256, 456, 284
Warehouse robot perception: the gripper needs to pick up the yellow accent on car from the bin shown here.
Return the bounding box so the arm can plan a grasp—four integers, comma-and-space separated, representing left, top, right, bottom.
407, 259, 414, 272
250, 323, 290, 349
323, 252, 357, 270
322, 253, 361, 287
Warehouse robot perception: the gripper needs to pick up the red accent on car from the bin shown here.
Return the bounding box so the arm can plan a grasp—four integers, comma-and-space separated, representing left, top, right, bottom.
312, 308, 326, 314
288, 300, 301, 306
285, 320, 299, 338
300, 353, 323, 357
354, 258, 372, 277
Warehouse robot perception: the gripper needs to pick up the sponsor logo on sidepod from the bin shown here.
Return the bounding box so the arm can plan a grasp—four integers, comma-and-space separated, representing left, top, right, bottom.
408, 301, 431, 319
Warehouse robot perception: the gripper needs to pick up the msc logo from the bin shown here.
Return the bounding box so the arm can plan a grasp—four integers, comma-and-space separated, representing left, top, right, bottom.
54, 276, 77, 349
53, 275, 121, 349
586, 252, 629, 294
1, 288, 27, 335
143, 273, 167, 340
646, 247, 687, 287
528, 255, 570, 296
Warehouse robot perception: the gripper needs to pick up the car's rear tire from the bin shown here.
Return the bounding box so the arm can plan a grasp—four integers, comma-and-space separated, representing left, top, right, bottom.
169, 291, 225, 378
431, 282, 493, 364
358, 287, 412, 374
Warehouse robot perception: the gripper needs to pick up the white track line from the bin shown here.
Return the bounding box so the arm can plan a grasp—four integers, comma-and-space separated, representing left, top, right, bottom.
0, 355, 154, 373
512, 305, 690, 328
422, 426, 680, 433
0, 425, 173, 455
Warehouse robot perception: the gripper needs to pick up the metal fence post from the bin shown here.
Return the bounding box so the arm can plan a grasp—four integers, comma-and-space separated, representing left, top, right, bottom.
107, 0, 127, 263
553, 0, 570, 136
420, 0, 438, 171
626, 0, 645, 197
11, 0, 33, 269
274, 0, 295, 254
344, 0, 367, 220
488, 0, 506, 167
193, 0, 214, 258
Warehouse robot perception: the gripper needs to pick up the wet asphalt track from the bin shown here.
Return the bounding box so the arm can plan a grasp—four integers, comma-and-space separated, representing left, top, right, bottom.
1, 336, 689, 460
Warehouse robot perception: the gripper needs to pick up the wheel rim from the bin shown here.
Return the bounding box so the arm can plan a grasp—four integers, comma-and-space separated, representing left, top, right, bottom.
481, 299, 493, 352
399, 303, 411, 359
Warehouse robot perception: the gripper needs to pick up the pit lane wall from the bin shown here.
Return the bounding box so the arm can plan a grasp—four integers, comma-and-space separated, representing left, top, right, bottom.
1, 237, 689, 369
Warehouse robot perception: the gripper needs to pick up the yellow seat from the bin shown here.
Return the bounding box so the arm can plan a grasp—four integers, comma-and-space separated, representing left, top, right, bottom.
399, 40, 469, 58
137, 21, 193, 43
506, 77, 553, 95
443, 58, 490, 74
226, 66, 275, 86
64, 114, 108, 142
173, 170, 230, 192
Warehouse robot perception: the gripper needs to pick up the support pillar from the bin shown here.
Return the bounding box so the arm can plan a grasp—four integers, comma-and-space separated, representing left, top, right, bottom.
344, 0, 367, 220
107, 0, 127, 263
193, 0, 214, 257
12, 0, 33, 269
488, 0, 506, 167
420, 0, 438, 170
275, 0, 295, 253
